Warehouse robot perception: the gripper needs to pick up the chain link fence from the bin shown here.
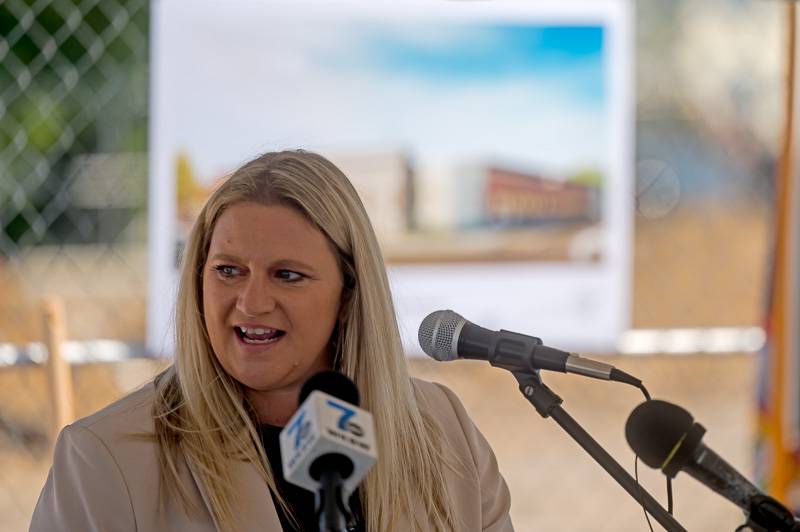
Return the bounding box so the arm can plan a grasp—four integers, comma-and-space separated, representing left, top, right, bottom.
0, 0, 788, 530
0, 0, 149, 345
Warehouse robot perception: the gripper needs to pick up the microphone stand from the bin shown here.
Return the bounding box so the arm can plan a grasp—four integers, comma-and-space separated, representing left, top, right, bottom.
738, 494, 800, 532
513, 371, 688, 532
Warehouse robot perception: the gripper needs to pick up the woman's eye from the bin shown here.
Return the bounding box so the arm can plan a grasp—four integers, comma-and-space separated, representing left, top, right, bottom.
276, 270, 304, 282
213, 265, 240, 278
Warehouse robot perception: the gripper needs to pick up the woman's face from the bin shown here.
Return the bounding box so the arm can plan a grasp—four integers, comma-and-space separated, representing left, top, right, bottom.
202, 201, 343, 399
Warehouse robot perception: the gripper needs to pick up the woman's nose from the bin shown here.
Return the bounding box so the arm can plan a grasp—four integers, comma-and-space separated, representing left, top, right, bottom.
236, 277, 277, 317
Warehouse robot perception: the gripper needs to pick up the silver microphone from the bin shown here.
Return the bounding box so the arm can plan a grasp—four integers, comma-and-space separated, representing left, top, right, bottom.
419, 310, 639, 385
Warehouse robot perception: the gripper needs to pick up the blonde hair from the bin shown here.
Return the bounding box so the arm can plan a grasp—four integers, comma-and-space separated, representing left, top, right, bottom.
153, 150, 458, 531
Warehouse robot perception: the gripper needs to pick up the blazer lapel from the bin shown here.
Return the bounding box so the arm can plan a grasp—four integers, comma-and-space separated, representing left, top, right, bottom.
186, 455, 283, 531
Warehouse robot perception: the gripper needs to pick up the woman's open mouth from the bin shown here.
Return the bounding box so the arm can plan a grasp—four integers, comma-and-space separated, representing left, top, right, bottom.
234, 325, 286, 345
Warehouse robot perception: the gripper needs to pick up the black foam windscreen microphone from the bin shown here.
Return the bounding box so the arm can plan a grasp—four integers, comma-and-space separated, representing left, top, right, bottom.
625, 400, 706, 477
418, 309, 641, 385
299, 370, 360, 406
626, 400, 800, 531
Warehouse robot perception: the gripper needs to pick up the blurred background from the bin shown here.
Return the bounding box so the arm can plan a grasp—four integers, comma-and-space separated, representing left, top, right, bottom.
0, 0, 794, 531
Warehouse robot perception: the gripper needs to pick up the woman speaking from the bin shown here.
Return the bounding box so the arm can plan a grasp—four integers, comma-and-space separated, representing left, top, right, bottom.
30, 150, 513, 531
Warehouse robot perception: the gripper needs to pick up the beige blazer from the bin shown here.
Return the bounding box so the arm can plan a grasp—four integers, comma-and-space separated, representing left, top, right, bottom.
30, 378, 513, 532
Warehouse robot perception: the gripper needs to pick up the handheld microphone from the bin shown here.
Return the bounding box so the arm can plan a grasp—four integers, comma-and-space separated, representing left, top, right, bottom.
625, 400, 800, 532
280, 371, 377, 532
418, 309, 640, 385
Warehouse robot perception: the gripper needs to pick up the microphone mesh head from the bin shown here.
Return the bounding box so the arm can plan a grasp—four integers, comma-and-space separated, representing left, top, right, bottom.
418, 310, 465, 361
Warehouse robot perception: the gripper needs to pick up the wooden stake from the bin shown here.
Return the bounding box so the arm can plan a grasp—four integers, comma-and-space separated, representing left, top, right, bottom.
42, 296, 74, 442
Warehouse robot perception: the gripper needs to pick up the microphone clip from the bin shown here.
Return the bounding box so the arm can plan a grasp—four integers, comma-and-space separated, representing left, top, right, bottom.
513, 370, 563, 419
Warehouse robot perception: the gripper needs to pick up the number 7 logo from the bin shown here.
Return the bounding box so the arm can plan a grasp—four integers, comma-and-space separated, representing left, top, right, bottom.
326, 400, 355, 430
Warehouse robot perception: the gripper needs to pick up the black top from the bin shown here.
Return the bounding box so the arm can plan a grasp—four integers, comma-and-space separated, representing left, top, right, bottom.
259, 425, 365, 532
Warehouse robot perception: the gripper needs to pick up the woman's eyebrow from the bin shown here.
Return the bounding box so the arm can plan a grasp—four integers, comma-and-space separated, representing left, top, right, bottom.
271, 258, 316, 272
208, 253, 243, 263
208, 254, 317, 272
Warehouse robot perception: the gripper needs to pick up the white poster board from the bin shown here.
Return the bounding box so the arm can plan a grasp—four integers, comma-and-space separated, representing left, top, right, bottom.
149, 0, 634, 356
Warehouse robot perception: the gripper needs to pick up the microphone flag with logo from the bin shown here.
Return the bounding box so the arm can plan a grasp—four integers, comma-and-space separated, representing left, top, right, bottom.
279, 371, 377, 501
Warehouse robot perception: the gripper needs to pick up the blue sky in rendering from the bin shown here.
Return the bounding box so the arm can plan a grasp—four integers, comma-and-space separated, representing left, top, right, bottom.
353, 25, 604, 103
168, 14, 609, 181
